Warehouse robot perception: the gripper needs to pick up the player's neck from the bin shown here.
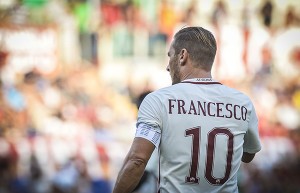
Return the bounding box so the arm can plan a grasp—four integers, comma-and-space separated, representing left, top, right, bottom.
181, 69, 212, 81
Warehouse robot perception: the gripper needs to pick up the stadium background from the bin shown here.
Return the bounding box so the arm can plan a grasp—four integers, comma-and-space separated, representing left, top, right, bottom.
0, 0, 300, 192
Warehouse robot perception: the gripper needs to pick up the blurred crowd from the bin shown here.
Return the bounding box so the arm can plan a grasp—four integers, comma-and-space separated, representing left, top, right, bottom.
0, 0, 300, 193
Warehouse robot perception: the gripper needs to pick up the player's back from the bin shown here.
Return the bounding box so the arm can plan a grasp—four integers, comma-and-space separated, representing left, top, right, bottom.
152, 79, 255, 193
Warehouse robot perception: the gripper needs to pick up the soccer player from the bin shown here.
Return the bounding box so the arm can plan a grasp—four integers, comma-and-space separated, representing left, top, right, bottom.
112, 27, 261, 193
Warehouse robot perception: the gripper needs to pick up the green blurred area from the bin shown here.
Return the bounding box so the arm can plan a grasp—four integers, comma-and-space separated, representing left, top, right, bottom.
23, 0, 48, 7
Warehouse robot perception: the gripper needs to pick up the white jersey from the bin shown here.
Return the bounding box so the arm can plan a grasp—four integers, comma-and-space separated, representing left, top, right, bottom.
135, 78, 261, 193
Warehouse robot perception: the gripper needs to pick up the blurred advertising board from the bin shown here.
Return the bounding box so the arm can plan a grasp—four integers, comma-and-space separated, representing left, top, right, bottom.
0, 25, 58, 75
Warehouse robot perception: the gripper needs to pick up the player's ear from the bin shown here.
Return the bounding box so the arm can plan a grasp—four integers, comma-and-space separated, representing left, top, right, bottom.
179, 49, 188, 66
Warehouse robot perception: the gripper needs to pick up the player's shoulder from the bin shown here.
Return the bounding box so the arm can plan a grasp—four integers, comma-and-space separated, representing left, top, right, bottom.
220, 84, 253, 104
147, 84, 178, 98
220, 84, 248, 95
140, 85, 177, 104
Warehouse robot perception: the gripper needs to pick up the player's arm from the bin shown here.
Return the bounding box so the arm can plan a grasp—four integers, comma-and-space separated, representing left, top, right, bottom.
243, 104, 261, 163
242, 152, 255, 163
112, 137, 155, 193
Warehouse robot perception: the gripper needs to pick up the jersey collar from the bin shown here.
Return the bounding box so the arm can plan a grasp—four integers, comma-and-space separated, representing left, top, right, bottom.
181, 78, 222, 85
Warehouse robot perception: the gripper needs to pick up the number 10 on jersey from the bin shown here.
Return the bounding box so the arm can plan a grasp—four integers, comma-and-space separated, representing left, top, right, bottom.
185, 127, 234, 185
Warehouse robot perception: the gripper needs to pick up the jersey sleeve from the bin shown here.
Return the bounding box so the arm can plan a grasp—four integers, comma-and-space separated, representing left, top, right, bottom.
243, 104, 262, 153
135, 93, 163, 148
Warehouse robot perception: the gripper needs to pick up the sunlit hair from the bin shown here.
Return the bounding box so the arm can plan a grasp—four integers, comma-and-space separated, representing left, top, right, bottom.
173, 26, 217, 71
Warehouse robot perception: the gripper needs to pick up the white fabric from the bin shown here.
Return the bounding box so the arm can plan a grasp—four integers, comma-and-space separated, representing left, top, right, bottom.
136, 78, 261, 193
